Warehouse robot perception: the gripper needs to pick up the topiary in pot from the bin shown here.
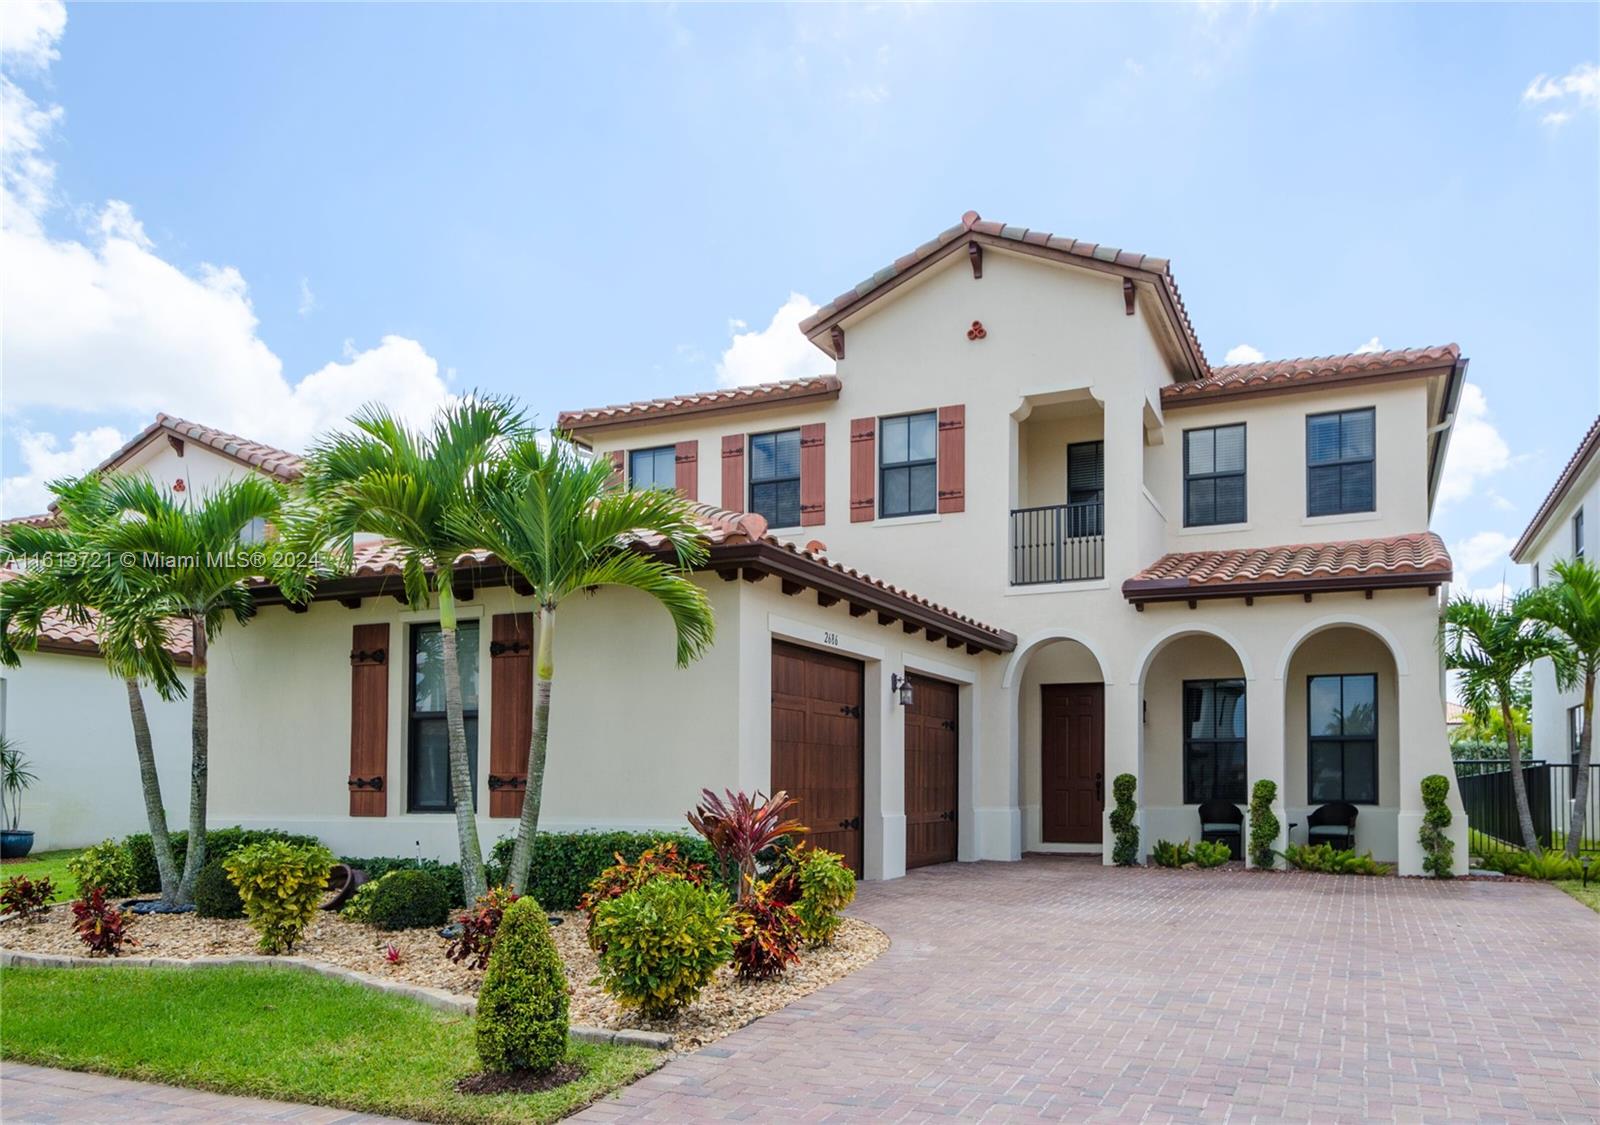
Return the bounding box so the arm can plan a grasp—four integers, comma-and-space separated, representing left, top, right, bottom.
1248, 779, 1280, 869
1419, 774, 1455, 879
363, 867, 452, 931
1109, 774, 1139, 866
475, 896, 569, 1075
193, 858, 244, 919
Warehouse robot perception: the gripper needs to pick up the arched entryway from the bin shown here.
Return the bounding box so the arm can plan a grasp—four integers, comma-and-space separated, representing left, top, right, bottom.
1007, 633, 1109, 853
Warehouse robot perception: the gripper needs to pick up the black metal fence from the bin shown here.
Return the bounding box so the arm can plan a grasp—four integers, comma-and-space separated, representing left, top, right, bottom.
1009, 502, 1104, 585
1455, 759, 1600, 855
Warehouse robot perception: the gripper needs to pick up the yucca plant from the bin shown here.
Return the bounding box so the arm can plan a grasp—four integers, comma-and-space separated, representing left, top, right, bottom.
687, 789, 806, 901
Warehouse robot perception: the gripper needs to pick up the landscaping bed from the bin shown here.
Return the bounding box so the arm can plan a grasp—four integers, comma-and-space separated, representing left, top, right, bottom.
0, 904, 888, 1052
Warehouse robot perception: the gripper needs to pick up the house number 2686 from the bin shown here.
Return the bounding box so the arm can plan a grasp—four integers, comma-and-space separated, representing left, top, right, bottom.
821, 631, 840, 647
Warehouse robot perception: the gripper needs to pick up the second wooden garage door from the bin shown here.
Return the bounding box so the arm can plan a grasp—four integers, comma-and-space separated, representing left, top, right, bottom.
905, 675, 958, 868
771, 641, 864, 875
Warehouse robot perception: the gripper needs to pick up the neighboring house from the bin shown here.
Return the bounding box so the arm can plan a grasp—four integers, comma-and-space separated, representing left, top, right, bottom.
214, 211, 1468, 876
0, 414, 302, 849
1512, 416, 1599, 768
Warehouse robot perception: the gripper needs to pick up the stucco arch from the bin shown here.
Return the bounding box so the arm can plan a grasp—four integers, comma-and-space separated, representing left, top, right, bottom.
1003, 628, 1114, 689
1128, 623, 1256, 686
1274, 614, 1410, 681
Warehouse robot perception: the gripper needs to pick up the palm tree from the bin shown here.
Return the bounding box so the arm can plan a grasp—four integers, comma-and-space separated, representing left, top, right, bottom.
1442, 591, 1570, 852
296, 399, 525, 903
88, 473, 303, 901
453, 433, 715, 895
1525, 557, 1600, 858
2, 475, 191, 903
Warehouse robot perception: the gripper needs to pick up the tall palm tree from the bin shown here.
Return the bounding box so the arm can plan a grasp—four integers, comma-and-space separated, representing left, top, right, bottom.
453, 433, 715, 895
2, 475, 190, 903
1525, 557, 1600, 858
89, 473, 302, 901
296, 399, 525, 902
1442, 591, 1569, 853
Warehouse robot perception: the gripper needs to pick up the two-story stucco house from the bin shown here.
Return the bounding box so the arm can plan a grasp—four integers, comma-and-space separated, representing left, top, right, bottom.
1512, 417, 1600, 768
31, 213, 1471, 876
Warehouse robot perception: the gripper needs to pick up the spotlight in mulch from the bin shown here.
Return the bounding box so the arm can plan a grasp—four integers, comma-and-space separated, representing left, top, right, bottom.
456, 1061, 587, 1095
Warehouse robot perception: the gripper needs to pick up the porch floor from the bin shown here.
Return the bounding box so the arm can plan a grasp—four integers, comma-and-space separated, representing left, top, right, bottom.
580, 856, 1599, 1122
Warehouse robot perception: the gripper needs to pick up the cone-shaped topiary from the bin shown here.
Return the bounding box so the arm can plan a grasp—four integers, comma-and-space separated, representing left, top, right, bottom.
475, 896, 569, 1075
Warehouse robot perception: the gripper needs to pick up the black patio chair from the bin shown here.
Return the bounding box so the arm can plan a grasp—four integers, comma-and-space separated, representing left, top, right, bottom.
1307, 802, 1359, 851
1197, 800, 1244, 858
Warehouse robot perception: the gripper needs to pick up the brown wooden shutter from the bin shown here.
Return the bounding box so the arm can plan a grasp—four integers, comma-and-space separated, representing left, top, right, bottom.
608, 449, 625, 486
675, 440, 698, 501
721, 434, 745, 511
348, 623, 389, 817
487, 612, 532, 818
799, 423, 826, 526
850, 417, 876, 523
937, 405, 966, 514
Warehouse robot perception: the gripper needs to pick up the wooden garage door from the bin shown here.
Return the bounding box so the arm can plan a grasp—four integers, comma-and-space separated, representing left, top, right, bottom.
1041, 683, 1104, 844
905, 675, 958, 869
771, 641, 864, 875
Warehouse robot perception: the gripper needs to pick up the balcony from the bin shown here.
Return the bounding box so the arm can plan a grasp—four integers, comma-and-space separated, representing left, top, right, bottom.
1009, 502, 1104, 585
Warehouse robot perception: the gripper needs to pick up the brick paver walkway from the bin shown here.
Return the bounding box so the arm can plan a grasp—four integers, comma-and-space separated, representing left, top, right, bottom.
579, 857, 1600, 1122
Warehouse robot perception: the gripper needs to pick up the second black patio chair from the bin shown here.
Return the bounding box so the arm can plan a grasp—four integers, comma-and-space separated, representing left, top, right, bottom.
1197, 800, 1244, 858
1307, 801, 1360, 851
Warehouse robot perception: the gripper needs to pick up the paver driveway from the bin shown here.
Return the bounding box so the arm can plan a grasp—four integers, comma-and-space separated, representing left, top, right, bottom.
580, 857, 1600, 1122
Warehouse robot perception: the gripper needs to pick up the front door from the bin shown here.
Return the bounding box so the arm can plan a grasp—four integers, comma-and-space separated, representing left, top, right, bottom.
771, 641, 865, 875
1041, 683, 1104, 844
905, 674, 958, 869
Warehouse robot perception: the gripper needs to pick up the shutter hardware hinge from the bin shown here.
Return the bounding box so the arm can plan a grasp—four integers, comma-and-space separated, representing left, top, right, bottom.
839, 705, 862, 719
489, 640, 530, 657
350, 648, 386, 665
488, 774, 527, 791
348, 775, 384, 791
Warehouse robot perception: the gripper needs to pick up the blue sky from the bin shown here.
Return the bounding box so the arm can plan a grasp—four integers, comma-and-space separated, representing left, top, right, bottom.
2, 1, 1596, 596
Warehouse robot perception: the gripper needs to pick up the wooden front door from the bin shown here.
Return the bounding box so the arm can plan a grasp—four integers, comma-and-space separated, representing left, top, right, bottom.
905, 675, 958, 869
1041, 683, 1104, 844
771, 641, 865, 875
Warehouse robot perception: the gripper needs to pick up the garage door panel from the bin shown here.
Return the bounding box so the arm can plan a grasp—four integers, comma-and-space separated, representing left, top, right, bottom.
771, 642, 864, 876
905, 675, 958, 869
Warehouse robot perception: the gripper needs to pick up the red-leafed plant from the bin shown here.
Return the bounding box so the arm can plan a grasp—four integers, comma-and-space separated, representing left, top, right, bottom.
384, 943, 403, 964
447, 886, 521, 970
0, 874, 54, 922
687, 789, 806, 902
579, 843, 706, 947
71, 887, 132, 956
732, 880, 803, 981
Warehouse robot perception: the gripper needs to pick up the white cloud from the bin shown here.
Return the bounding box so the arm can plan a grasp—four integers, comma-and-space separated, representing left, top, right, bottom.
1522, 62, 1598, 128
1353, 336, 1384, 354
0, 0, 66, 71
1437, 383, 1512, 509
297, 277, 316, 317
0, 6, 453, 515
1543, 110, 1573, 128
1223, 343, 1265, 364
1450, 530, 1516, 586
1, 425, 125, 514
715, 292, 831, 388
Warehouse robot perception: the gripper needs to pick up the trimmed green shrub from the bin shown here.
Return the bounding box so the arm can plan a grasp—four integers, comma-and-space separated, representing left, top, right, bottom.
591, 878, 735, 1017
125, 827, 322, 894
1193, 840, 1232, 868
1283, 842, 1390, 876
770, 846, 855, 946
67, 839, 135, 897
362, 868, 452, 931
193, 858, 244, 919
1151, 839, 1193, 868
732, 881, 802, 981
224, 840, 336, 953
1419, 774, 1456, 879
1248, 779, 1280, 869
580, 843, 708, 948
337, 856, 466, 908
475, 897, 569, 1074
486, 831, 726, 910
1110, 773, 1139, 866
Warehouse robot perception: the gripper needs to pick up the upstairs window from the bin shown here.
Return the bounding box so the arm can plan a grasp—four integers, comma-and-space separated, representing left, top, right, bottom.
1183, 679, 1247, 803
1575, 508, 1586, 558
409, 621, 480, 814
1066, 440, 1105, 536
1184, 424, 1247, 527
749, 429, 801, 528
1532, 562, 1541, 589
879, 411, 937, 518
629, 446, 676, 492
1308, 673, 1378, 804
1307, 408, 1376, 517
1569, 705, 1586, 766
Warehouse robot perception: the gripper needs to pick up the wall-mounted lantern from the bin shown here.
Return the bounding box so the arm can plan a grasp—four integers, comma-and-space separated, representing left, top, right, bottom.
889, 673, 914, 708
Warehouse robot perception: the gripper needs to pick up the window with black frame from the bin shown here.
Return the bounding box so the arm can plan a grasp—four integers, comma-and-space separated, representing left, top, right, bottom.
1570, 704, 1586, 766
1184, 424, 1246, 527
879, 411, 937, 518
629, 445, 676, 491
1066, 440, 1104, 536
748, 429, 801, 528
1306, 408, 1375, 517
1308, 673, 1378, 803
408, 621, 480, 813
1183, 679, 1247, 803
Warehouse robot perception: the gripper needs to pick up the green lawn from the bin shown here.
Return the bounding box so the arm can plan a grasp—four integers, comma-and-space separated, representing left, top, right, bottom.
1553, 879, 1600, 913
1, 849, 79, 903
0, 966, 661, 1124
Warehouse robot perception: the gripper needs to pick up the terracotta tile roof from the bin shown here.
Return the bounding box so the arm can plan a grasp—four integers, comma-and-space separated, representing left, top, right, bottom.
0, 570, 193, 662
1512, 415, 1600, 561
1122, 532, 1452, 604
557, 375, 842, 435
134, 414, 304, 481
0, 512, 60, 529
797, 211, 1209, 377
1162, 344, 1461, 407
